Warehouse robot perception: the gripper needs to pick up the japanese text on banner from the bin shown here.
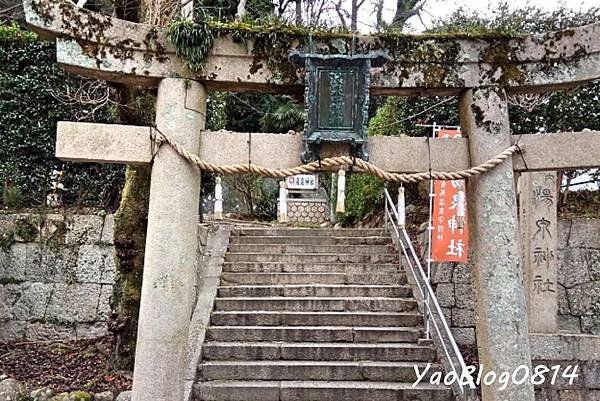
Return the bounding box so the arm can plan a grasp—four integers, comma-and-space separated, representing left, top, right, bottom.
432, 129, 469, 262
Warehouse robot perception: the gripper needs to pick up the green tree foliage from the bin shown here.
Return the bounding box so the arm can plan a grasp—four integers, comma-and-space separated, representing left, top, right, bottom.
429, 3, 600, 35
222, 93, 302, 133
209, 93, 303, 220
369, 96, 459, 137
225, 174, 278, 219
340, 4, 600, 225
260, 98, 304, 132
0, 23, 122, 208
371, 4, 600, 138
337, 173, 387, 225
206, 91, 230, 130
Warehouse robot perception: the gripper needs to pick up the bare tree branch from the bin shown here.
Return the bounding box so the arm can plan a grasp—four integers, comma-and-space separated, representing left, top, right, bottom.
276, 0, 292, 16
0, 0, 24, 21
335, 0, 348, 29
48, 68, 120, 122
141, 0, 180, 26
391, 0, 427, 29
0, 3, 21, 14
315, 0, 328, 25
295, 0, 302, 25
371, 0, 384, 31
351, 0, 367, 32
417, 11, 428, 30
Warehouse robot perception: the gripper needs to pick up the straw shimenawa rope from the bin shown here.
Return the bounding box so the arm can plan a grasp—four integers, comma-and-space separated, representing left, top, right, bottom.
153, 130, 520, 184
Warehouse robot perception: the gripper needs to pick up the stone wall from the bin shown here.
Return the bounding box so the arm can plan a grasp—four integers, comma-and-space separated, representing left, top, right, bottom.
429, 218, 600, 345
429, 259, 476, 346
0, 212, 115, 341
530, 334, 600, 401
557, 219, 600, 335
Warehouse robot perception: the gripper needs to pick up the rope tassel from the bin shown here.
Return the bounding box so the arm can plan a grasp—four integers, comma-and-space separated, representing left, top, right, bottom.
336, 170, 346, 213
278, 181, 288, 223
456, 189, 466, 229
397, 186, 406, 228
214, 176, 223, 220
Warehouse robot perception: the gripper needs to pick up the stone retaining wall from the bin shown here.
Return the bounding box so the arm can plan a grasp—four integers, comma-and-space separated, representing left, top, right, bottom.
0, 213, 115, 341
428, 218, 600, 345
530, 334, 600, 401
557, 219, 600, 335
2, 213, 599, 345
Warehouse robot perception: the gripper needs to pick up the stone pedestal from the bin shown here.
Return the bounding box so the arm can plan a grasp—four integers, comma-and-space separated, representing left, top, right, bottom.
131, 78, 206, 401
459, 87, 534, 401
280, 199, 330, 224
519, 172, 559, 333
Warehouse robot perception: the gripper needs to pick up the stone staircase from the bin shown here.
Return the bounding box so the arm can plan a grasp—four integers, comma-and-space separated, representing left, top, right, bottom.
193, 228, 454, 401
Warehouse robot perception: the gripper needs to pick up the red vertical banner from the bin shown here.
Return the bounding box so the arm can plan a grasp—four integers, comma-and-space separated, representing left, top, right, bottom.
431, 129, 469, 262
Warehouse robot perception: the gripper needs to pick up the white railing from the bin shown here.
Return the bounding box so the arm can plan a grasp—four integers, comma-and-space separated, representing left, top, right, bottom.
384, 188, 478, 401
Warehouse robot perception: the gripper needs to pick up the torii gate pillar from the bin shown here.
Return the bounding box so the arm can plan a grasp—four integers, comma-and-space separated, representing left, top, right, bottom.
460, 87, 534, 401
132, 78, 206, 401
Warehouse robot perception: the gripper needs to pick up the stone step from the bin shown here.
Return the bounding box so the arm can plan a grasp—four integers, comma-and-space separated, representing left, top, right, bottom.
206, 326, 422, 343
194, 380, 453, 401
232, 228, 386, 237
217, 285, 412, 298
210, 311, 423, 327
227, 244, 395, 254
222, 263, 402, 274
221, 272, 407, 285
214, 297, 417, 312
224, 253, 397, 263
198, 360, 440, 382
202, 342, 437, 362
229, 235, 392, 245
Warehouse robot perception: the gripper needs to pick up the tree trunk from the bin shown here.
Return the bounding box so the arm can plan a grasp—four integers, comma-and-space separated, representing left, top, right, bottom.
295, 0, 302, 25
350, 0, 358, 32
110, 164, 150, 369
334, 0, 348, 29
391, 0, 420, 29
374, 0, 384, 31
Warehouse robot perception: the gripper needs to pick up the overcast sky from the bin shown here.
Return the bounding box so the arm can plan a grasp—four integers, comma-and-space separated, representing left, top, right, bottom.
354, 0, 599, 32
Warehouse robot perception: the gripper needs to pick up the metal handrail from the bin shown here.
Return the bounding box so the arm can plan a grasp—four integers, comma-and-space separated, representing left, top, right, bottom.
384, 188, 477, 400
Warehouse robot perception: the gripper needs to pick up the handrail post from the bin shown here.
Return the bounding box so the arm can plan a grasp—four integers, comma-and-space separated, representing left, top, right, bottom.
384, 193, 389, 233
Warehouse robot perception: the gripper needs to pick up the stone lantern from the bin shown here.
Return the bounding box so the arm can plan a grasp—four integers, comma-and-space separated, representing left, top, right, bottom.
290, 51, 387, 163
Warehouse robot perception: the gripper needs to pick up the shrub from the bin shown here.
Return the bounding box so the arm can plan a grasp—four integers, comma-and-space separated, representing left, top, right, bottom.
337, 173, 387, 225
2, 183, 24, 208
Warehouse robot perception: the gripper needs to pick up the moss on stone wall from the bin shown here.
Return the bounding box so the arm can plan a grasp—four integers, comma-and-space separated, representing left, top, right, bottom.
110, 165, 150, 369
0, 215, 42, 250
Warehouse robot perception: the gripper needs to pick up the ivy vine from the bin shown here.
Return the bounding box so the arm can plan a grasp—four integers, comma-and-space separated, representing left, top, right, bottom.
166, 16, 527, 78
0, 23, 122, 208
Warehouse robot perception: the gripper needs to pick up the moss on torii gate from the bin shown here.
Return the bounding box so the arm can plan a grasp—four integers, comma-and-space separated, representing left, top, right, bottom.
25, 0, 600, 94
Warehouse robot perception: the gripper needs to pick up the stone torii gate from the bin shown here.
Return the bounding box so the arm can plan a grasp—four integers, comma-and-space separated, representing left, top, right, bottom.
22, 1, 600, 400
